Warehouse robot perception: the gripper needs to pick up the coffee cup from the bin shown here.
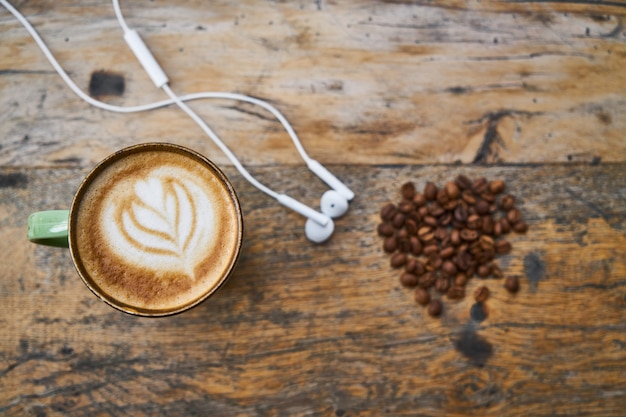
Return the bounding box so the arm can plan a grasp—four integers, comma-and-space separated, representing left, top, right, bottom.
28, 143, 244, 317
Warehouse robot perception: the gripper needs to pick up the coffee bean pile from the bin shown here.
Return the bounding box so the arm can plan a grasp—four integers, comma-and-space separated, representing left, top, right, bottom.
377, 175, 526, 318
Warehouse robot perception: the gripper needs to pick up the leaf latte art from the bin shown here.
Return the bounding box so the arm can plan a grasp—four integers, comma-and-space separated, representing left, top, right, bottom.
72, 145, 242, 315
103, 169, 215, 281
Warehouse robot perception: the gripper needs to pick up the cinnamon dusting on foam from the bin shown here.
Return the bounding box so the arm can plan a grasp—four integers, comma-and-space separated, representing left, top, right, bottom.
73, 148, 240, 312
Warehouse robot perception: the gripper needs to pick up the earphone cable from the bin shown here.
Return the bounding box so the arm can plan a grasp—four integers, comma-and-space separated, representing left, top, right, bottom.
0, 0, 313, 165
160, 84, 279, 199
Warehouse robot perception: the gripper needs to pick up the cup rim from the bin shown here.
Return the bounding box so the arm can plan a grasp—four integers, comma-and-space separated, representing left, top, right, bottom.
68, 142, 244, 317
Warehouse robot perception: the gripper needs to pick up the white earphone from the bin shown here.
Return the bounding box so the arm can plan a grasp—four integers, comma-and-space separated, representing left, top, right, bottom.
0, 0, 355, 243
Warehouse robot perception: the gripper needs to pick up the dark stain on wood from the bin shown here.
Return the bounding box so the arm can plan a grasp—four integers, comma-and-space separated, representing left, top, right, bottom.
524, 252, 546, 292
472, 111, 509, 164
453, 324, 493, 367
89, 70, 125, 97
470, 302, 488, 323
0, 172, 28, 189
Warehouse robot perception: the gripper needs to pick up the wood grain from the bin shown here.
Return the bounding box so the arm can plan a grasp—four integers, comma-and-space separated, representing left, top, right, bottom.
1, 0, 626, 415
1, 163, 625, 416
1, 1, 626, 167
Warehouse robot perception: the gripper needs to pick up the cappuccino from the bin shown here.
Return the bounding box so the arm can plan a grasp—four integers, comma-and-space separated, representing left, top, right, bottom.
69, 144, 243, 315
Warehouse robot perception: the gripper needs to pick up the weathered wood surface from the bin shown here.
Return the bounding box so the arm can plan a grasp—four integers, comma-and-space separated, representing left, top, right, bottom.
1, 164, 625, 416
1, 0, 626, 167
1, 0, 626, 416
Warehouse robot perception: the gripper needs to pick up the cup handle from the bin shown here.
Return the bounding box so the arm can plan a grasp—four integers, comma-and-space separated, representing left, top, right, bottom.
27, 210, 70, 248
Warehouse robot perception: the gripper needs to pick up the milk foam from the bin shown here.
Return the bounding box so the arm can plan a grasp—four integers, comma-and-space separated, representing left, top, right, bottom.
72, 146, 242, 314
102, 168, 215, 280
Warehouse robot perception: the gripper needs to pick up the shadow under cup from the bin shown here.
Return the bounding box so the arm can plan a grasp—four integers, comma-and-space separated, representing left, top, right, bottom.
67, 143, 244, 317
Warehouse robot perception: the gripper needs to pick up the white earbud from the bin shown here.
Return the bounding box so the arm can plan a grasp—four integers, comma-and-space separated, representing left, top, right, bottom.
307, 159, 355, 201
320, 190, 349, 218
305, 217, 335, 243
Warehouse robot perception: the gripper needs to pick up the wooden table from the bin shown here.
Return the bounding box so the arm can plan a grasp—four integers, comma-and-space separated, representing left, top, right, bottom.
1, 1, 625, 415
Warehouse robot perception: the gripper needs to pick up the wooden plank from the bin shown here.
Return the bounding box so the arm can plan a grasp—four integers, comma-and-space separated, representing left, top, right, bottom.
1, 0, 626, 167
1, 163, 624, 416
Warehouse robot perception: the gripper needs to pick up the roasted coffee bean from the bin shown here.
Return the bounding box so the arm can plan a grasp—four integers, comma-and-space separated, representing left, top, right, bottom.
397, 238, 411, 253
396, 228, 409, 240
428, 202, 445, 217
469, 241, 483, 255
418, 226, 433, 239
451, 219, 465, 230
414, 260, 426, 276
436, 189, 450, 206
438, 212, 453, 227
480, 192, 496, 204
423, 244, 439, 257
450, 229, 462, 246
513, 221, 528, 233
380, 203, 397, 221
377, 223, 394, 237
440, 246, 455, 259
445, 181, 460, 199
466, 214, 482, 230
383, 237, 397, 253
427, 299, 443, 317
418, 229, 435, 244
407, 210, 422, 224
479, 235, 494, 250
474, 286, 490, 303
423, 215, 438, 227
419, 272, 436, 289
409, 236, 423, 256
447, 285, 465, 300
489, 179, 506, 195
413, 193, 427, 207
390, 253, 407, 268
424, 182, 438, 201
443, 199, 459, 211
435, 227, 448, 241
507, 208, 523, 224
466, 265, 476, 279
493, 221, 503, 237
414, 288, 430, 306
499, 218, 511, 234
405, 258, 417, 273
471, 177, 488, 195
455, 174, 472, 190
405, 219, 418, 235
495, 240, 512, 254
505, 276, 520, 293
428, 254, 443, 271
398, 200, 415, 214
500, 194, 516, 211
455, 250, 473, 271
481, 216, 495, 235
400, 273, 418, 287
477, 264, 491, 278
418, 206, 429, 218
462, 189, 476, 205
436, 275, 451, 293
475, 199, 491, 215
455, 273, 468, 287
392, 212, 406, 229
401, 181, 416, 200
454, 203, 468, 222
442, 260, 457, 277
460, 228, 479, 241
